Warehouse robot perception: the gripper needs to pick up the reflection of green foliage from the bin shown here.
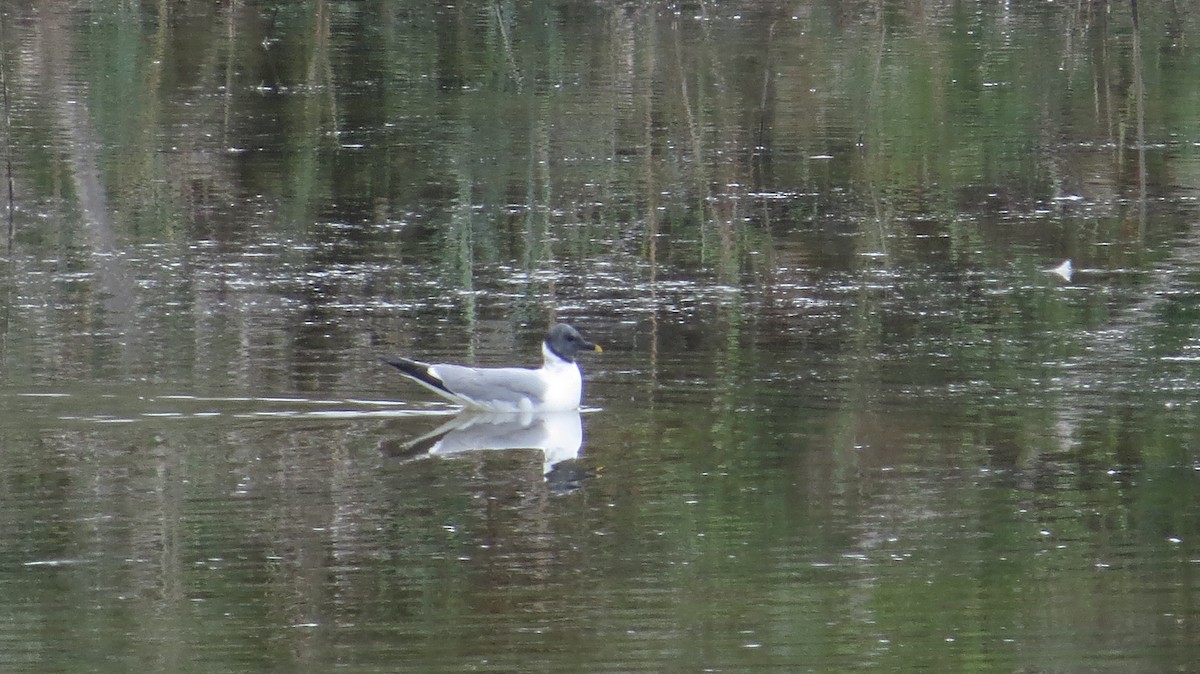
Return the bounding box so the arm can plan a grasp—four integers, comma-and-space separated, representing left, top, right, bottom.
0, 0, 1197, 506
3, 1, 1193, 373
10, 0, 1190, 274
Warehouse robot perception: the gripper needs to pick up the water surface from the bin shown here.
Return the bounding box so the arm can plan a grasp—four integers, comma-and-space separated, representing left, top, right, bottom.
2, 1, 1200, 672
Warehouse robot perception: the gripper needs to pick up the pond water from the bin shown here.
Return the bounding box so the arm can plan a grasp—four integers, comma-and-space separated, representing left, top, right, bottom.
2, 1, 1200, 672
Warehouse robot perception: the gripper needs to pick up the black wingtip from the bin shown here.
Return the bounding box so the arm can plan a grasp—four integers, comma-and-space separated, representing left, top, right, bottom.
381, 357, 454, 397
381, 356, 420, 375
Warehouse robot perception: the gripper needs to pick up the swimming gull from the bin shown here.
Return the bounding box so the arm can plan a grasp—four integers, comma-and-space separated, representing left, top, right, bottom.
383, 323, 602, 412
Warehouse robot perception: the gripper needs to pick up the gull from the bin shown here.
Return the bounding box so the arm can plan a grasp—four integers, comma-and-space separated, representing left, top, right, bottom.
382, 323, 602, 412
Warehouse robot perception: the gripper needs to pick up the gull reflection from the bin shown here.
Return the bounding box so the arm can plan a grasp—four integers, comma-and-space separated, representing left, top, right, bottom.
381, 411, 588, 486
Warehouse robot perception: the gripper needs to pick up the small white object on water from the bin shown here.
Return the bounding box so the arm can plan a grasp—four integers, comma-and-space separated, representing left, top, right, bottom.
1048, 259, 1073, 282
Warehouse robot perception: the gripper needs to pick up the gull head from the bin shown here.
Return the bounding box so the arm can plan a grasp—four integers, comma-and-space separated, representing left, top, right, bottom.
545, 323, 602, 363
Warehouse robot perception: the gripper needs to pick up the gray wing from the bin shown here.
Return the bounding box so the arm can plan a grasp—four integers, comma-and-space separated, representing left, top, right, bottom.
430, 364, 547, 406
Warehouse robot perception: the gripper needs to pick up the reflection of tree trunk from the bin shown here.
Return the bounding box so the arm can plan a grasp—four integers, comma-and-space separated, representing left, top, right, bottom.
643, 12, 659, 399
863, 3, 889, 261
308, 0, 338, 128
1, 14, 13, 254
527, 88, 552, 307
672, 18, 703, 187
1130, 0, 1146, 237
33, 7, 182, 655
492, 1, 523, 91
223, 0, 240, 144
39, 5, 139, 356
753, 21, 776, 203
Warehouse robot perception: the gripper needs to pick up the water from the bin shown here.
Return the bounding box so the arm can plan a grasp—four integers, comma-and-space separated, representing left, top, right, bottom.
2, 1, 1200, 672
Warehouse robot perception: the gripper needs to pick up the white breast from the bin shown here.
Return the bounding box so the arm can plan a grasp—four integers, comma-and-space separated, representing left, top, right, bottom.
537, 360, 582, 411
538, 343, 584, 411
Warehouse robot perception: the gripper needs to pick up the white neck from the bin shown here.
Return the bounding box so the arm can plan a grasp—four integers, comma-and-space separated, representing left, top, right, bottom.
542, 341, 570, 367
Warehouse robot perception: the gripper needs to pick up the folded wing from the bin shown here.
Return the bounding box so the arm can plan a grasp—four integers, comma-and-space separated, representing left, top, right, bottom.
430, 364, 548, 409
383, 357, 549, 410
